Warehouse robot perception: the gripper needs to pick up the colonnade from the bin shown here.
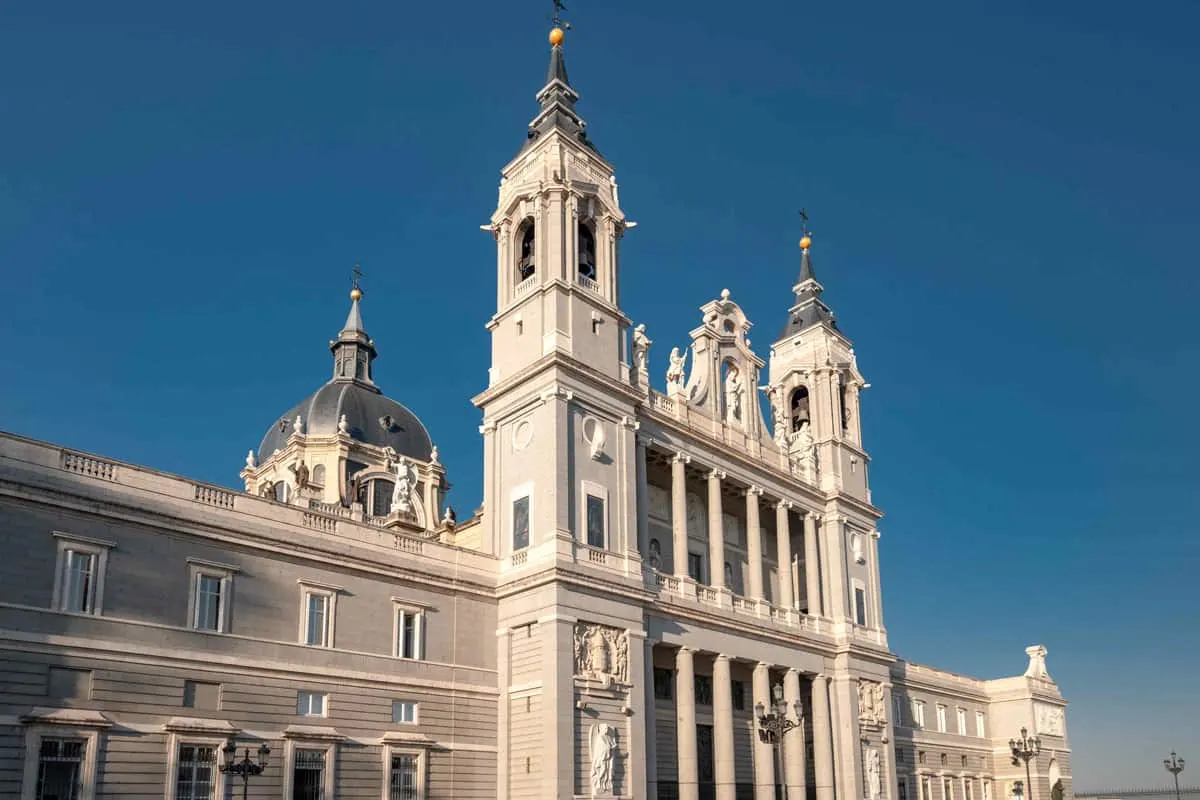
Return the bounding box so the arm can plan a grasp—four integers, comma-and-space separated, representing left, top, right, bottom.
651, 643, 838, 800
636, 436, 826, 617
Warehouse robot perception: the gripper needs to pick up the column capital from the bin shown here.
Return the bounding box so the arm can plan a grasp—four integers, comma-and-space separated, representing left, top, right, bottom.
871, 528, 881, 540
479, 420, 498, 435
635, 432, 654, 447
744, 485, 764, 497
621, 415, 640, 431
673, 451, 691, 464
753, 660, 772, 672
776, 498, 794, 511
785, 667, 800, 677
714, 653, 733, 663
707, 468, 726, 481
677, 645, 696, 654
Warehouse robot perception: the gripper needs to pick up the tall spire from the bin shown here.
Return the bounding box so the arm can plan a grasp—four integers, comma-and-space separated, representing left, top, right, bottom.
779, 223, 838, 339
330, 266, 380, 392
519, 20, 601, 157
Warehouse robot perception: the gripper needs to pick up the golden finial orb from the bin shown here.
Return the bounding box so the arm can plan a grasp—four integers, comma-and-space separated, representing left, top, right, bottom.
350, 287, 363, 302
799, 235, 812, 250
549, 27, 565, 46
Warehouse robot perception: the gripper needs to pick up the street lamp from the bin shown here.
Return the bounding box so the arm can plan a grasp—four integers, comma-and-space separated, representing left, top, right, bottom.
1164, 751, 1185, 800
1010, 728, 1041, 800
219, 738, 270, 800
756, 683, 803, 800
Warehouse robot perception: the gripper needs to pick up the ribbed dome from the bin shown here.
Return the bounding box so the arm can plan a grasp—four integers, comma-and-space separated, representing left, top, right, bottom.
256, 382, 433, 464
255, 283, 433, 465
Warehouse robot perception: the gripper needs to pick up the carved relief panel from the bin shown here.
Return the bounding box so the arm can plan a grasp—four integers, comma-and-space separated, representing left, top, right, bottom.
573, 623, 630, 688
1035, 703, 1065, 737
857, 679, 887, 728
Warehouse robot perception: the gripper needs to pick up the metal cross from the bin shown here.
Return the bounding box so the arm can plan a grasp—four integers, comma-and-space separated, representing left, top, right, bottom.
799, 208, 810, 236
551, 0, 571, 29
351, 263, 363, 290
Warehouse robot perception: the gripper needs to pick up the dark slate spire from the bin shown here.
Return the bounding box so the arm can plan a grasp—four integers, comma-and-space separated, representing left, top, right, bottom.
779, 234, 839, 339
520, 27, 601, 157
329, 272, 381, 393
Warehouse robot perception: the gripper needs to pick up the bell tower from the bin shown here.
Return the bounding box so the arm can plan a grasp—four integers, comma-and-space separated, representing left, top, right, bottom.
767, 227, 870, 500
481, 25, 634, 388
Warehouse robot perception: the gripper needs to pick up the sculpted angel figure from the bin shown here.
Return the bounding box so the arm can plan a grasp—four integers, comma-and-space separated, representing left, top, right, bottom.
666, 347, 687, 387
588, 723, 618, 794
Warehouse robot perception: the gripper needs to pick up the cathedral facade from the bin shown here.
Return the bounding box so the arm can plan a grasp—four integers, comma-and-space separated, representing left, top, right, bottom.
0, 27, 1070, 800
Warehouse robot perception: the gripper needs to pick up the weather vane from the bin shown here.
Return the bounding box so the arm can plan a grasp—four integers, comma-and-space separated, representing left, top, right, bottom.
551, 0, 571, 30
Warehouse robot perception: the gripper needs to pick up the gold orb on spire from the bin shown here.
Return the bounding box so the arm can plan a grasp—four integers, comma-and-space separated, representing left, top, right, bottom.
549, 27, 565, 46
350, 287, 363, 302
799, 234, 812, 250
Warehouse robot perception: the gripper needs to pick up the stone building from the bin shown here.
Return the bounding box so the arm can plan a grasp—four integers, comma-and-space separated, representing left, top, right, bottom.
0, 25, 1071, 800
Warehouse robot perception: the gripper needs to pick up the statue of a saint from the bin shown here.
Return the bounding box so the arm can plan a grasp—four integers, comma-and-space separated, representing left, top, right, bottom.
586, 627, 609, 676
430, 444, 439, 465
292, 415, 303, 435
724, 364, 744, 423
866, 748, 881, 800
666, 347, 687, 388
1051, 780, 1064, 800
588, 723, 618, 795
337, 414, 349, 434
290, 460, 310, 489
392, 457, 413, 515
632, 324, 650, 373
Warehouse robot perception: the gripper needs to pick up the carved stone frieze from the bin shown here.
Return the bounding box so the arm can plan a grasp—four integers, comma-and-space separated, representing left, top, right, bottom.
857, 679, 887, 727
1035, 702, 1065, 737
573, 623, 629, 687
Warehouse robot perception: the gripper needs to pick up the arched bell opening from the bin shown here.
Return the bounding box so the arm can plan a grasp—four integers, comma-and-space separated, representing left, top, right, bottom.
577, 221, 597, 282
516, 217, 536, 283
789, 386, 811, 432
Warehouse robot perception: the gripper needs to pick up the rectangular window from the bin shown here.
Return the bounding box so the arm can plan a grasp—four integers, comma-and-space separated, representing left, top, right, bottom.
585, 494, 605, 548
36, 737, 86, 800
956, 707, 967, 736
918, 751, 926, 765
965, 779, 974, 800
693, 675, 713, 706
921, 777, 932, 800
653, 668, 672, 700
976, 711, 986, 738
892, 694, 905, 726
297, 691, 326, 717
731, 680, 746, 711
388, 752, 420, 800
512, 496, 530, 551
854, 586, 868, 625
292, 748, 326, 800
194, 574, 223, 630
687, 552, 704, 582
394, 607, 425, 660
174, 743, 217, 800
982, 782, 992, 800
298, 584, 338, 648
187, 560, 238, 634
183, 681, 220, 710
392, 700, 418, 724
62, 551, 97, 614
944, 778, 955, 800
898, 779, 909, 800
913, 700, 926, 729
936, 704, 947, 733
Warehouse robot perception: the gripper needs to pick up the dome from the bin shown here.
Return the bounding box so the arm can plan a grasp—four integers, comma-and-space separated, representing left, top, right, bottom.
257, 382, 433, 464
254, 284, 434, 465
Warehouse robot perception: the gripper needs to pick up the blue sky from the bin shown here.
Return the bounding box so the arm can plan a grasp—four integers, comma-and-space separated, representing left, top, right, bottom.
1, 0, 1197, 788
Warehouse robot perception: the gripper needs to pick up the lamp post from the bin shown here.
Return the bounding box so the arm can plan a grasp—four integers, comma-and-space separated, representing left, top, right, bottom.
219, 738, 270, 800
757, 682, 803, 800
1010, 728, 1041, 800
1164, 751, 1185, 800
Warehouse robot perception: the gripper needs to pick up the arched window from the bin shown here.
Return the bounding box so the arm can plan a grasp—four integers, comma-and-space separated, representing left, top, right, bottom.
790, 387, 810, 431
368, 479, 394, 518
578, 222, 596, 281
517, 218, 536, 282
311, 464, 326, 487
273, 481, 290, 503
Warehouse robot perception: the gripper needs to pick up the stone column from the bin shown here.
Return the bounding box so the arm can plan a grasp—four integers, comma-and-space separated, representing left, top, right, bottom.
869, 530, 885, 630
497, 627, 512, 800
822, 515, 848, 622
783, 669, 807, 800
627, 631, 649, 800
707, 470, 726, 591
713, 655, 736, 800
676, 647, 699, 800
775, 501, 794, 609
811, 674, 836, 800
645, 640, 659, 800
672, 452, 690, 578
752, 662, 775, 800
746, 487, 764, 600
804, 512, 822, 616
636, 436, 650, 555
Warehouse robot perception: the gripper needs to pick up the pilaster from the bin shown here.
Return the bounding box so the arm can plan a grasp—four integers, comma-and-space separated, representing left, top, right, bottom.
745, 487, 764, 600
672, 452, 690, 578
541, 614, 576, 800
707, 471, 726, 591
775, 501, 794, 609
627, 630, 649, 800
644, 640, 658, 800
804, 512, 822, 617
